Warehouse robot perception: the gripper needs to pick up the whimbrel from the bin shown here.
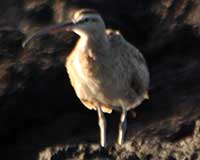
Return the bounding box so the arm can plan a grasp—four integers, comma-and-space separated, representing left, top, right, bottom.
23, 9, 150, 147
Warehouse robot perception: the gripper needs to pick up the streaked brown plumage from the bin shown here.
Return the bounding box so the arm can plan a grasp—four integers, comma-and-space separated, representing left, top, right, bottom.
22, 9, 150, 147
66, 28, 149, 113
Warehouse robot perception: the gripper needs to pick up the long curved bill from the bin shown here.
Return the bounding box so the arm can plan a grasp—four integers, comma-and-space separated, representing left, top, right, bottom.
22, 21, 74, 48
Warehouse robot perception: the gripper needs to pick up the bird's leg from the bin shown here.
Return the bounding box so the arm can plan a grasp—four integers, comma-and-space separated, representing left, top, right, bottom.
97, 106, 107, 147
118, 107, 127, 145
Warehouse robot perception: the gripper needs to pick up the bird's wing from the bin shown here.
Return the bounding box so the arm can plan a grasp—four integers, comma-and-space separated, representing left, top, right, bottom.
107, 30, 149, 96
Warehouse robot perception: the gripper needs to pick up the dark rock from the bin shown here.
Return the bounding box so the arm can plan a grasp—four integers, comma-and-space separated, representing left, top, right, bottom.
166, 156, 176, 160
25, 4, 53, 25
144, 154, 153, 160
1, 0, 200, 160
191, 153, 198, 160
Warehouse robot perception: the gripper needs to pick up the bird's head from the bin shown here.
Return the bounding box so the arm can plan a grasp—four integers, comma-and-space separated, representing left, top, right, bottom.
22, 9, 105, 48
70, 9, 106, 36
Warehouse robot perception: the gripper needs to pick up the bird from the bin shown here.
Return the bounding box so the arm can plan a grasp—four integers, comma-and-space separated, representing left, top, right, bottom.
22, 8, 150, 147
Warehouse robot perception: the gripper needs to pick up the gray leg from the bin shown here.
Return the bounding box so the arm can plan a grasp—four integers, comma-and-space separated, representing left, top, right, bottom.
97, 106, 107, 147
118, 107, 127, 145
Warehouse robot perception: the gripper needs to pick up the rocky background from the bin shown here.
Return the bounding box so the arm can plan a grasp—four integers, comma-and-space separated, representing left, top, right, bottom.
1, 0, 200, 160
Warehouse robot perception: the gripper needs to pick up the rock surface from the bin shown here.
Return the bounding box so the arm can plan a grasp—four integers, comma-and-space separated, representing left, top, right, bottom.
1, 0, 200, 160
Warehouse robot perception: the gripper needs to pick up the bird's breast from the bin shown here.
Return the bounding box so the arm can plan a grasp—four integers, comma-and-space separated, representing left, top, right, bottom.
66, 45, 104, 100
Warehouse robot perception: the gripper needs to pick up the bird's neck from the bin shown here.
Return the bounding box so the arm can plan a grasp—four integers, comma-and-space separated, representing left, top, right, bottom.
80, 32, 108, 53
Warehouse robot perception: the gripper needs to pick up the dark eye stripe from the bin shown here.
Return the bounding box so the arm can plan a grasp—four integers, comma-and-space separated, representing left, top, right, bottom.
77, 18, 97, 24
